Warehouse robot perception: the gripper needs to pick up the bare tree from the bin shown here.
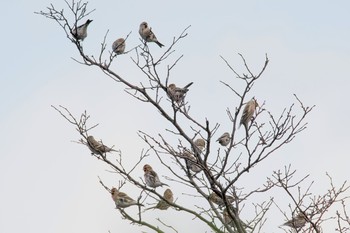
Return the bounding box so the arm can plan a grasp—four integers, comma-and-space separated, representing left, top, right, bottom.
36, 1, 349, 233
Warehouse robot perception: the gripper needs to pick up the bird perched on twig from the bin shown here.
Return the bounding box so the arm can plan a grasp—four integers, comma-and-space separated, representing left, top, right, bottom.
240, 98, 259, 130
194, 138, 206, 152
139, 21, 164, 47
143, 164, 168, 188
167, 82, 193, 104
72, 19, 93, 41
111, 187, 144, 208
144, 188, 174, 211
181, 151, 202, 173
281, 212, 308, 229
217, 132, 231, 146
86, 135, 116, 155
208, 192, 235, 207
112, 38, 126, 55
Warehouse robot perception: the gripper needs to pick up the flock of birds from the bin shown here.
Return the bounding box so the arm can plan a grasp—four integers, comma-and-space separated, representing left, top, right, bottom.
72, 19, 307, 230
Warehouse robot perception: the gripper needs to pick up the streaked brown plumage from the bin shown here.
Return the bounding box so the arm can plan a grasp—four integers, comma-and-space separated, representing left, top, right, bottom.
112, 38, 126, 55
181, 151, 202, 173
143, 164, 168, 188
72, 19, 93, 41
167, 82, 193, 104
194, 138, 206, 152
111, 187, 143, 208
139, 21, 164, 47
86, 135, 116, 155
240, 98, 259, 129
282, 212, 308, 229
217, 132, 231, 146
208, 192, 235, 207
144, 188, 174, 211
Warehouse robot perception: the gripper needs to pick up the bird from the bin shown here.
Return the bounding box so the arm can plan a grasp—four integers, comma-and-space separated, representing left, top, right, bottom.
72, 19, 93, 41
181, 151, 202, 173
208, 192, 235, 207
139, 21, 164, 47
167, 82, 193, 104
217, 132, 231, 146
143, 164, 168, 188
144, 188, 174, 211
194, 138, 206, 152
86, 135, 116, 155
112, 38, 126, 55
281, 212, 308, 229
111, 187, 143, 208
240, 98, 259, 130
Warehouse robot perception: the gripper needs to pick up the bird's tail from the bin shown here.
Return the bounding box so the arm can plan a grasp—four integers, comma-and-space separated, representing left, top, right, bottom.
156, 41, 164, 48
184, 82, 194, 89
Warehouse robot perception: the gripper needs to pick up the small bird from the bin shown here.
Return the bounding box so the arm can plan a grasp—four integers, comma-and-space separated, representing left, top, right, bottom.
217, 132, 231, 146
112, 38, 126, 55
144, 188, 174, 211
194, 138, 206, 152
72, 19, 93, 41
143, 164, 168, 188
240, 98, 259, 130
281, 212, 308, 229
111, 187, 143, 208
86, 135, 116, 155
208, 192, 235, 207
139, 22, 164, 47
181, 151, 202, 173
167, 82, 193, 104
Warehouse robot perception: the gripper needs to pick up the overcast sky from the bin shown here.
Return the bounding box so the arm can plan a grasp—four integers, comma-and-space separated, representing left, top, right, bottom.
1, 0, 349, 232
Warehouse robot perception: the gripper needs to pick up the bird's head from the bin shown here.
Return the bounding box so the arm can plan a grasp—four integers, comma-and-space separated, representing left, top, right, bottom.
164, 189, 173, 198
140, 22, 148, 28
111, 187, 117, 195
143, 164, 152, 172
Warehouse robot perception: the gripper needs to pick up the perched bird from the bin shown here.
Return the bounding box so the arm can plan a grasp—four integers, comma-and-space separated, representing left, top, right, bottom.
240, 98, 259, 130
86, 135, 116, 155
181, 151, 202, 173
208, 192, 235, 207
112, 38, 126, 55
144, 188, 174, 211
72, 19, 93, 41
281, 212, 308, 229
167, 82, 193, 104
143, 164, 168, 188
111, 187, 143, 208
194, 138, 206, 152
139, 21, 164, 47
217, 132, 231, 146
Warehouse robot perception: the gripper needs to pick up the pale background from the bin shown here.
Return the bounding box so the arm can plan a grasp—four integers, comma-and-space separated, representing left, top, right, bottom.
1, 0, 349, 232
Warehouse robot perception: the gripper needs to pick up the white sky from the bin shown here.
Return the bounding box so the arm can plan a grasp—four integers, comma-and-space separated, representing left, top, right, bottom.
1, 0, 349, 232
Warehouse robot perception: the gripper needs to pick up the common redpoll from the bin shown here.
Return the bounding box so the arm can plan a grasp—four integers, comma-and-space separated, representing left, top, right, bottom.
143, 164, 168, 188
240, 98, 259, 129
217, 132, 231, 146
139, 22, 164, 47
208, 192, 235, 207
86, 135, 116, 155
145, 188, 174, 211
167, 82, 193, 104
111, 187, 143, 208
194, 138, 206, 152
72, 19, 93, 41
181, 151, 202, 173
281, 212, 308, 229
112, 38, 126, 55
